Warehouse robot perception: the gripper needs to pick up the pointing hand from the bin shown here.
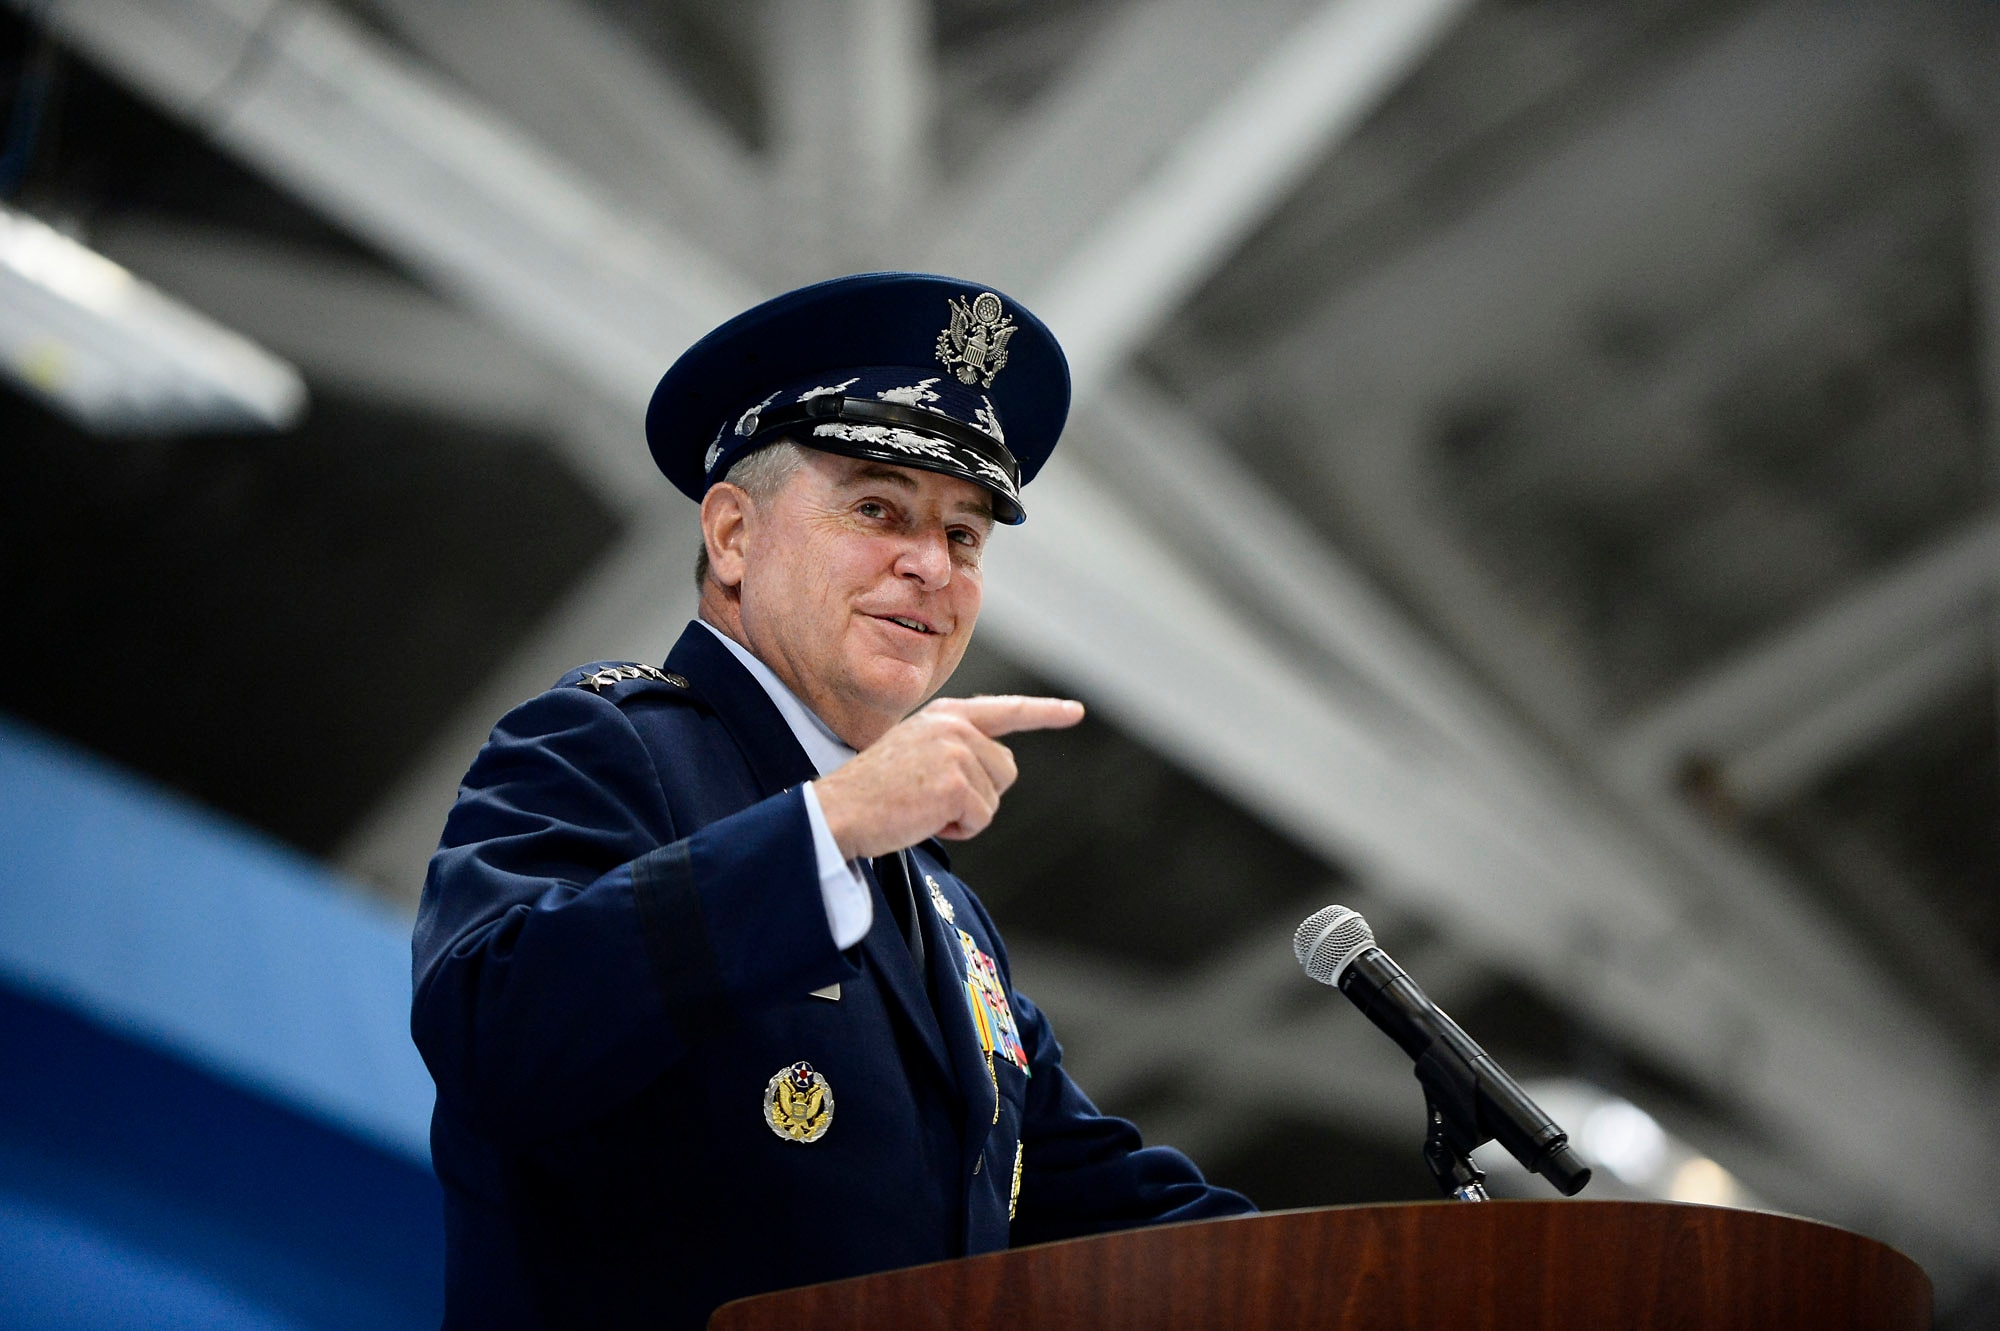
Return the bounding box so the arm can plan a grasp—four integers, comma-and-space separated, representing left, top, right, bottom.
813, 696, 1085, 860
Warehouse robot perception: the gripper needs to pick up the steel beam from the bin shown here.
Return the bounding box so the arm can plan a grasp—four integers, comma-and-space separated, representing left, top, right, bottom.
94, 223, 539, 414
93, 221, 666, 500
1248, 0, 1907, 741
31, 0, 753, 411
1608, 513, 2000, 790
1025, 0, 1474, 397
1719, 621, 1987, 809
919, 0, 1474, 397
918, 0, 1315, 293
350, 0, 771, 277
762, 0, 933, 278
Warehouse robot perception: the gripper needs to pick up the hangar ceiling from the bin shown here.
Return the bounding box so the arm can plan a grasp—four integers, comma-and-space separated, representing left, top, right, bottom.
2, 0, 1995, 1321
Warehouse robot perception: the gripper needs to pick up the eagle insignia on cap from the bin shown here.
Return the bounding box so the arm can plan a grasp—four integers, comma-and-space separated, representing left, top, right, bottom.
937, 292, 1015, 388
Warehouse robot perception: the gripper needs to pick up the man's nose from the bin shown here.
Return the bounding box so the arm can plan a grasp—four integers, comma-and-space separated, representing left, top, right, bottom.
896, 529, 953, 588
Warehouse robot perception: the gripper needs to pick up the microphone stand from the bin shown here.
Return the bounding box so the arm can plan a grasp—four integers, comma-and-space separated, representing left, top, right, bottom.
1421, 1097, 1490, 1202
1411, 1036, 1496, 1201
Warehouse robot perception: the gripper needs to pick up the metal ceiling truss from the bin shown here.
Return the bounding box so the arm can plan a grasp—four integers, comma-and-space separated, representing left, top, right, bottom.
1610, 514, 2000, 800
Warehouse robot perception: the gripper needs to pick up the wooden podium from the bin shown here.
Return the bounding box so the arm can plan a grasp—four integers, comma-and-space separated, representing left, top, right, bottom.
710, 1201, 1931, 1330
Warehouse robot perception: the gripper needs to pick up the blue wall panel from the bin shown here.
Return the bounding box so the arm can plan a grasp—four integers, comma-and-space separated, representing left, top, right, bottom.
0, 983, 444, 1328
0, 716, 445, 1323
0, 716, 434, 1162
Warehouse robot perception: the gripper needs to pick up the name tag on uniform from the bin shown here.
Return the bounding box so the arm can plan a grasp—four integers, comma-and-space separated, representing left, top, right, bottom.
809, 983, 841, 1002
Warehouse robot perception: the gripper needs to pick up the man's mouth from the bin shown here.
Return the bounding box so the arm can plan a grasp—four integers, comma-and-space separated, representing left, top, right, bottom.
876, 614, 938, 635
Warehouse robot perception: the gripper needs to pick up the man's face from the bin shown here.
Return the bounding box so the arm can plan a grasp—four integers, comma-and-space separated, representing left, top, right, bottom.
733, 452, 994, 746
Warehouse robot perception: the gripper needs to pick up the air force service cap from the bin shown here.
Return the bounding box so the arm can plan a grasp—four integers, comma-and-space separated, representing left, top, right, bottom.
647, 272, 1069, 524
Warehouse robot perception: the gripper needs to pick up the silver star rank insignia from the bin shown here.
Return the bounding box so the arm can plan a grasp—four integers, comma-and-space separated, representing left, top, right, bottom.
576, 663, 687, 691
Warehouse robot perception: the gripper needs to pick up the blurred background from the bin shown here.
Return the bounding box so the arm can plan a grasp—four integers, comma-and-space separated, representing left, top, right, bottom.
2, 0, 1996, 1325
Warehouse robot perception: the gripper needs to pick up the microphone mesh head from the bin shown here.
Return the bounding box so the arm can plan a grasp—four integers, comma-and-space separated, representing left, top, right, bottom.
1294, 905, 1375, 986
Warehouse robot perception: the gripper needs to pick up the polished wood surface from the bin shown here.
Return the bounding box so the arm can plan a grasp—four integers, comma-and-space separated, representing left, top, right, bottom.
709, 1201, 1931, 1331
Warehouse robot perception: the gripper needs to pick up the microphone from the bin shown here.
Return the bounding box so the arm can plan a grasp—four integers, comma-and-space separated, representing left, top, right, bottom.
1294, 905, 1591, 1198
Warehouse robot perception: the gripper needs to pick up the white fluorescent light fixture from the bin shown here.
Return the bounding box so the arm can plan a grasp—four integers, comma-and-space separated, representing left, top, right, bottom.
1473, 1079, 1762, 1208
0, 202, 306, 434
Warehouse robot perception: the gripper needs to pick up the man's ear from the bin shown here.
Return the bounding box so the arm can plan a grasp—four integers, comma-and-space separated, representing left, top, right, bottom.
701, 483, 752, 590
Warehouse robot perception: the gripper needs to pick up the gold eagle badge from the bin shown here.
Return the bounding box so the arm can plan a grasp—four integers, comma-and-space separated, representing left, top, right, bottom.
764, 1061, 834, 1143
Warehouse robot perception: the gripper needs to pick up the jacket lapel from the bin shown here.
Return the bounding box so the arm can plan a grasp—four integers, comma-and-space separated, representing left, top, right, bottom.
664, 624, 961, 1093
860, 852, 957, 1091
910, 850, 1003, 1144
664, 625, 819, 793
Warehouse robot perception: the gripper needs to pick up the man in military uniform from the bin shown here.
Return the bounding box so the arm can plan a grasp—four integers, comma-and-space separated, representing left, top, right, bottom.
411, 273, 1253, 1330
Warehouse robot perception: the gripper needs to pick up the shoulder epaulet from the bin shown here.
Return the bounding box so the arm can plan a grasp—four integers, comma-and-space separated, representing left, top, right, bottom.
559, 662, 693, 695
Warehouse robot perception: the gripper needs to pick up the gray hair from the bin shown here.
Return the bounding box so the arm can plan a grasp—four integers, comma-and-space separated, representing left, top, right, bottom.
693, 439, 811, 590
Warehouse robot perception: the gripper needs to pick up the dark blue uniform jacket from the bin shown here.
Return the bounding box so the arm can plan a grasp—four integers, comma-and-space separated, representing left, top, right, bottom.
412, 623, 1252, 1329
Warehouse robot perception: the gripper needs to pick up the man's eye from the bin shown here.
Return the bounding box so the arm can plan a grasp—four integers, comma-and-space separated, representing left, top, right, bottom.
949, 528, 981, 548
856, 501, 887, 519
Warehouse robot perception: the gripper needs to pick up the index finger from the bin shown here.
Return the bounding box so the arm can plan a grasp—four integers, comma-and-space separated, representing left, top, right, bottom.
934, 695, 1086, 737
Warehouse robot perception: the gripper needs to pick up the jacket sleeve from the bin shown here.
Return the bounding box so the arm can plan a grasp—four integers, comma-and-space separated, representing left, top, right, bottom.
959, 899, 1256, 1244
410, 686, 851, 1144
